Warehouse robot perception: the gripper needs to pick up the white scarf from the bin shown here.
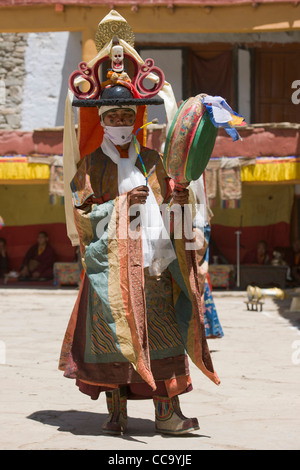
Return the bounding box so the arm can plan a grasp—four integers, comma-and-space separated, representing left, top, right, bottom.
101, 135, 176, 275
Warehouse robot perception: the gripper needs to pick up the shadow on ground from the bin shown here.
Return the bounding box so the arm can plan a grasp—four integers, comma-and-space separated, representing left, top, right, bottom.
27, 410, 208, 442
273, 296, 300, 331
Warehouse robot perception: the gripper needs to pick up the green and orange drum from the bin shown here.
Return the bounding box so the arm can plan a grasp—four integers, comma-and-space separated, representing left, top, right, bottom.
163, 95, 218, 186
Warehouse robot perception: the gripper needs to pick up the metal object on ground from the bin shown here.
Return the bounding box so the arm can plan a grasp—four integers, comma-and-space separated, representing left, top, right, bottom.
245, 285, 285, 312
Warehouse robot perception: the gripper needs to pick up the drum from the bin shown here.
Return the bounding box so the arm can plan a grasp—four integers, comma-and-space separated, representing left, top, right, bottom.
163, 95, 218, 185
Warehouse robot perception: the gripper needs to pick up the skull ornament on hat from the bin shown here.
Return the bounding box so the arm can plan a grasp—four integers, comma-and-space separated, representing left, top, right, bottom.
111, 44, 124, 73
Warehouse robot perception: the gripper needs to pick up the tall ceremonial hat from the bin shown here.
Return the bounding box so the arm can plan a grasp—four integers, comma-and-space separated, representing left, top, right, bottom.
71, 10, 164, 109
63, 10, 178, 245
68, 9, 169, 159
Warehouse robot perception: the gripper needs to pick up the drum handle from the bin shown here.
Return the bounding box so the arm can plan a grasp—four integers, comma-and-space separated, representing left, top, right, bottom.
134, 119, 158, 186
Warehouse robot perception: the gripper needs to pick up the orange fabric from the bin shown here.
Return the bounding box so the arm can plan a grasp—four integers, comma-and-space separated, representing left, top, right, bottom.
37, 246, 45, 256
165, 375, 192, 398
58, 273, 85, 371
78, 379, 118, 389
78, 107, 102, 159
78, 105, 147, 159
116, 146, 129, 158
117, 193, 156, 391
77, 377, 192, 395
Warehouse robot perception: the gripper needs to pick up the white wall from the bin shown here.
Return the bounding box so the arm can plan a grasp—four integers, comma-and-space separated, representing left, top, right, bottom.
21, 31, 82, 130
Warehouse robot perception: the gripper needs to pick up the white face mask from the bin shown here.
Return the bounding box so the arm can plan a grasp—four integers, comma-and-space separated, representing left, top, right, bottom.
103, 125, 134, 146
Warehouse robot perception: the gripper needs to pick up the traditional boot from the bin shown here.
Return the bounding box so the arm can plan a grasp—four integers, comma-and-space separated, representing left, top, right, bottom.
153, 395, 199, 436
102, 388, 128, 435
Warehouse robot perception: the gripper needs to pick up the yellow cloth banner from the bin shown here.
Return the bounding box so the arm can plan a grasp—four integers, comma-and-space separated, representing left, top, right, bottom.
241, 160, 300, 182
0, 162, 50, 180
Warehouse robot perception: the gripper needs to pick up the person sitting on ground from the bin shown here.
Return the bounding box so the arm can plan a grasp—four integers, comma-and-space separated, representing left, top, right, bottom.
243, 240, 271, 265
19, 231, 56, 281
0, 237, 9, 278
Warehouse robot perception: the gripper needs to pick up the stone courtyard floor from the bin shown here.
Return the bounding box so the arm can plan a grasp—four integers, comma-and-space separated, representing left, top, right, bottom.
0, 286, 299, 451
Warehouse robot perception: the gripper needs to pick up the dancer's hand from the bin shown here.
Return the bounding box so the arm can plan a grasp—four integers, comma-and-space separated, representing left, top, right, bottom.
128, 185, 149, 206
172, 187, 189, 206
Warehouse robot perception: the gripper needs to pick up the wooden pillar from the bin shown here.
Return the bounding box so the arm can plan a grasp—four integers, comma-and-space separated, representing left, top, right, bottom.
82, 26, 97, 63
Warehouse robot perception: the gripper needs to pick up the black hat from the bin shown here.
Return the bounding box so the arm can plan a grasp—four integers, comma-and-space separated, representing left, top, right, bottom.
72, 82, 164, 108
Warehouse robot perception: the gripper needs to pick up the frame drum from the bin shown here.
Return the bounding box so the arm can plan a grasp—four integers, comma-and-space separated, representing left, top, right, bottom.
163, 96, 218, 184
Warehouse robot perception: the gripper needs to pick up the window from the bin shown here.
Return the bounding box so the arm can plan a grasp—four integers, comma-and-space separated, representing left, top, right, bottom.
254, 44, 300, 123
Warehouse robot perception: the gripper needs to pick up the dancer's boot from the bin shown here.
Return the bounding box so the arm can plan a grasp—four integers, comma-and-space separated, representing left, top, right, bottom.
153, 395, 199, 435
102, 388, 127, 435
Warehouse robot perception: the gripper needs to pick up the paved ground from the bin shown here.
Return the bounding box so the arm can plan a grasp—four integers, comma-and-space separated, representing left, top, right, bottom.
0, 286, 300, 451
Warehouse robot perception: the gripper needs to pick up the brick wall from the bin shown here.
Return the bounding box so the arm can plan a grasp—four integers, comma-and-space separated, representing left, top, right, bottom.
0, 33, 28, 130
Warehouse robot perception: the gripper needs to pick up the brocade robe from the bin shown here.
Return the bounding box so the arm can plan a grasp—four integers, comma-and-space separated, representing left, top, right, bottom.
59, 144, 220, 399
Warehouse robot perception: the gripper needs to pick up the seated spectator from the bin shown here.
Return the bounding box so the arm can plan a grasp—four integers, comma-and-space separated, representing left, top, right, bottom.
243, 240, 271, 265
0, 237, 9, 278
19, 231, 56, 281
